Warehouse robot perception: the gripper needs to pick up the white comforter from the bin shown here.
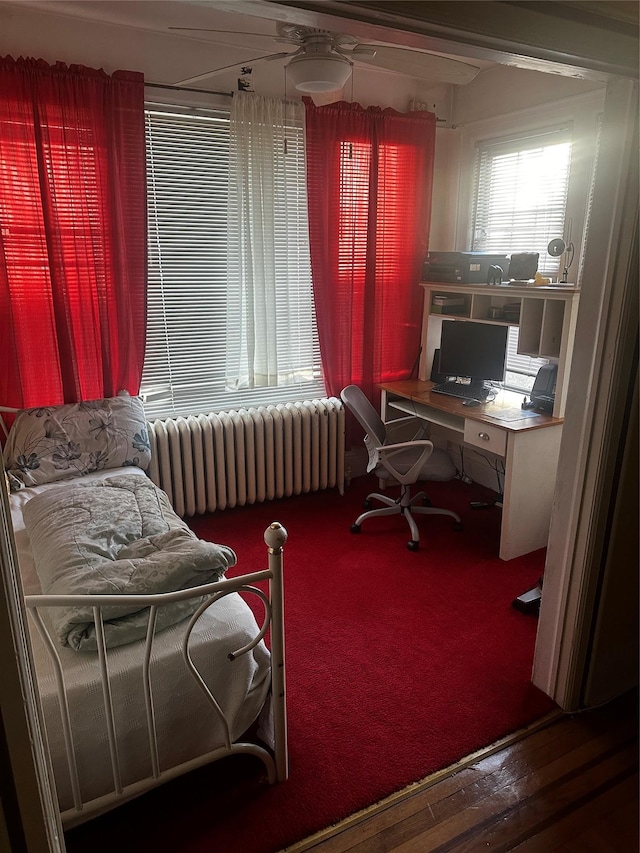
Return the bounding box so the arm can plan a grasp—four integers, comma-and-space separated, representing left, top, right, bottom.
12, 468, 272, 812
23, 473, 235, 650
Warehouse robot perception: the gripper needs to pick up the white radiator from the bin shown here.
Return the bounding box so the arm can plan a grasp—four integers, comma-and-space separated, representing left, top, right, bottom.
146, 398, 345, 516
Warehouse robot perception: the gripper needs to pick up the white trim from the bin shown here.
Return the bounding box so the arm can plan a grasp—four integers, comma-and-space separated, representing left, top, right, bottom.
532, 77, 638, 709
0, 453, 63, 852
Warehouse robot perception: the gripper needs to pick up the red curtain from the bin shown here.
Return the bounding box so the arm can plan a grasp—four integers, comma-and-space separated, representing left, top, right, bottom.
0, 57, 146, 409
305, 99, 436, 410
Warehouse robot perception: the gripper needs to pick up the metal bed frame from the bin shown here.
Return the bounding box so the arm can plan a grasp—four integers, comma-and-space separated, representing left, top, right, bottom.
24, 521, 288, 829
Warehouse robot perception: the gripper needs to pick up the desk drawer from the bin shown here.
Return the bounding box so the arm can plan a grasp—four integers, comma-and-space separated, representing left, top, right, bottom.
463, 420, 507, 456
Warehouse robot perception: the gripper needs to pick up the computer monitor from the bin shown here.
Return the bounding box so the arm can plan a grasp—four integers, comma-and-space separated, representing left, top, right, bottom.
437, 320, 508, 388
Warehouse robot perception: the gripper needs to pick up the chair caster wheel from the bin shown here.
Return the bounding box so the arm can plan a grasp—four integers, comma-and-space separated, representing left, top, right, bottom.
453, 521, 463, 532
362, 498, 372, 510
350, 523, 361, 534
407, 540, 420, 551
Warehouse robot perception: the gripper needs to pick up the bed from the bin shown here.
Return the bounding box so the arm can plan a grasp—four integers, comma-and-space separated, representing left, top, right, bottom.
2, 395, 287, 828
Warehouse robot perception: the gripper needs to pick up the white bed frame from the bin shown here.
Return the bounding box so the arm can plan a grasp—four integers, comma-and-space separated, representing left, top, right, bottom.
1, 405, 288, 827
24, 521, 288, 829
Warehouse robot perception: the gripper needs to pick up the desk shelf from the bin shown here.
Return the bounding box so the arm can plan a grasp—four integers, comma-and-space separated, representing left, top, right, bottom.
466, 292, 523, 324
388, 399, 464, 433
420, 282, 580, 418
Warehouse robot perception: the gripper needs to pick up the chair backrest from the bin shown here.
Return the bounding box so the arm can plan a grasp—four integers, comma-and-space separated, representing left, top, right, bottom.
340, 386, 386, 448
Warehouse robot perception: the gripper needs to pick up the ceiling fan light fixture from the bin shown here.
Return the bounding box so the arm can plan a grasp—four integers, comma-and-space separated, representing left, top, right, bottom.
286, 53, 352, 93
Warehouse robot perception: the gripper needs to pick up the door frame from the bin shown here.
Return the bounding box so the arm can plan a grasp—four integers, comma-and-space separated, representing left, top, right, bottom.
0, 452, 64, 853
532, 77, 639, 708
0, 3, 637, 849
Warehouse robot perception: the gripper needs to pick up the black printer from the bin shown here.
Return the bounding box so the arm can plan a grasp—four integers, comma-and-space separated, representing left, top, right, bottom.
423, 251, 510, 284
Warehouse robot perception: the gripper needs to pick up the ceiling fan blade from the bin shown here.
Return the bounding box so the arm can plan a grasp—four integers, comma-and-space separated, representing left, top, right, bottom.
355, 46, 481, 85
266, 51, 299, 63
176, 54, 286, 87
343, 46, 377, 59
167, 27, 295, 54
169, 28, 273, 37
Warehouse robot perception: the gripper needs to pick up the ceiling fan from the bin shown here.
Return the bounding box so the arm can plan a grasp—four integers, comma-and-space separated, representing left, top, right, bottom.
171, 23, 482, 103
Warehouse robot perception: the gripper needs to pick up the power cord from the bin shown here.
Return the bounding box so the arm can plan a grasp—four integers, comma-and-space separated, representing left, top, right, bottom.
468, 452, 504, 509
455, 445, 473, 484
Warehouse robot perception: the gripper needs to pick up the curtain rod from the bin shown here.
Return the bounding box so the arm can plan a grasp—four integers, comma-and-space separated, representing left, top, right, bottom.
145, 81, 233, 97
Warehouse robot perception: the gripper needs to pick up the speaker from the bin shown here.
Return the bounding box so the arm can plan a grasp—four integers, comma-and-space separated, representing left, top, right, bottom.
508, 252, 539, 281
430, 349, 448, 383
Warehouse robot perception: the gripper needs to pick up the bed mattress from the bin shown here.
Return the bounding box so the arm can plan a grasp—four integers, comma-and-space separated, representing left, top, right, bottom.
11, 467, 272, 812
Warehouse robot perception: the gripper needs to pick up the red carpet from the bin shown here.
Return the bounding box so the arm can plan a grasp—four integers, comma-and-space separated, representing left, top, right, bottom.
65, 475, 554, 853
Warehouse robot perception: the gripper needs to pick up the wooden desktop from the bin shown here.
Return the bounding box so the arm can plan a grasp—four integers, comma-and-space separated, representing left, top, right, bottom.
379, 379, 564, 561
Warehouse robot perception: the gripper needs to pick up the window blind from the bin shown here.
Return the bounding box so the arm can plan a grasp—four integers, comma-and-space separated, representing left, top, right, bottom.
471, 128, 573, 390
141, 106, 325, 421
472, 127, 572, 277
504, 327, 547, 393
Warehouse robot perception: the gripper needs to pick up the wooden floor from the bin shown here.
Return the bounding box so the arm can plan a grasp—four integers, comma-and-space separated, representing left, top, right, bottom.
289, 689, 638, 853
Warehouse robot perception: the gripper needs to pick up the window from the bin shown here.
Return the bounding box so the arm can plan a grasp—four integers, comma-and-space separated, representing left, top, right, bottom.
471, 127, 573, 392
141, 106, 325, 420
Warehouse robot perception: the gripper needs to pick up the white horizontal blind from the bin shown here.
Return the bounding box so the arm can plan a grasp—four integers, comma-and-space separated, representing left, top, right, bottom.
504, 327, 547, 393
472, 127, 572, 277
142, 106, 325, 420
471, 128, 572, 390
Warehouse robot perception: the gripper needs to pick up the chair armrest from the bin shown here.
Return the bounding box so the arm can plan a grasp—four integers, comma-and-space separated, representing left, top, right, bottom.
384, 416, 429, 443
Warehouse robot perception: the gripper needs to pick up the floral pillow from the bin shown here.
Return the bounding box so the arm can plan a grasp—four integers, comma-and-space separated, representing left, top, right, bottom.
4, 395, 151, 492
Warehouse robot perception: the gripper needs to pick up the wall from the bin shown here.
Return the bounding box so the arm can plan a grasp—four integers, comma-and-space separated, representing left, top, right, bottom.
0, 0, 605, 495
0, 1, 451, 113
429, 127, 461, 252
452, 64, 602, 126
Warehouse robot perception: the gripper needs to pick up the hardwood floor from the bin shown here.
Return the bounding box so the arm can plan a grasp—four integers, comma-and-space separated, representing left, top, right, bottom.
288, 690, 638, 853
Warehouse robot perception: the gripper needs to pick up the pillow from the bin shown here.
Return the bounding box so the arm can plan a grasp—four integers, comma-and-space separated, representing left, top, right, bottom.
3, 396, 151, 491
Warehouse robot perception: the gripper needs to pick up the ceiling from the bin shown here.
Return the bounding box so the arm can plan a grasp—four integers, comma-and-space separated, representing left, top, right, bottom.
0, 0, 495, 97
1, 0, 634, 108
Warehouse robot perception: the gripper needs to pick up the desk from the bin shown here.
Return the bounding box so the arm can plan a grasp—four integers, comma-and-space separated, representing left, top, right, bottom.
379, 380, 564, 561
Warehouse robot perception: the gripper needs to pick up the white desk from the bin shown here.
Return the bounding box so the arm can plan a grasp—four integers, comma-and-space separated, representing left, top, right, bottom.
380, 380, 564, 561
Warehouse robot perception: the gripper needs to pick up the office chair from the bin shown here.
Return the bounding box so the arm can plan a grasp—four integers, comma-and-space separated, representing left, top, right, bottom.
340, 385, 462, 551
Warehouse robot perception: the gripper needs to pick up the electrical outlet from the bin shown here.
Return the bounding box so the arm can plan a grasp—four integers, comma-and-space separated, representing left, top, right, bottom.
409, 99, 436, 112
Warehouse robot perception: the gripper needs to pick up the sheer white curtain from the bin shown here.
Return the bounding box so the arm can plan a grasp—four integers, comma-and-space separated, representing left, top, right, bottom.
226, 92, 313, 390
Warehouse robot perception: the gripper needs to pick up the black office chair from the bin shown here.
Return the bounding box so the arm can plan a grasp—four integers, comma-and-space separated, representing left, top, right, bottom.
340, 385, 462, 551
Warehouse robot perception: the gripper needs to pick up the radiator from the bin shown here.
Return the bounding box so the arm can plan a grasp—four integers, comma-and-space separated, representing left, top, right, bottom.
146, 398, 345, 516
